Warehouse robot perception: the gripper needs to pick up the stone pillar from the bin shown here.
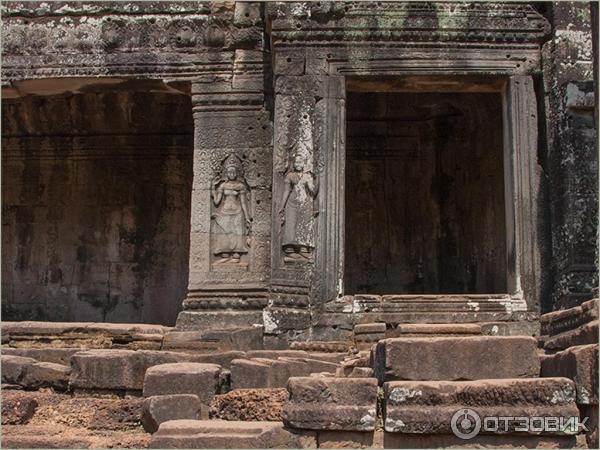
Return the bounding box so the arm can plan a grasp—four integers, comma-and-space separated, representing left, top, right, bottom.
543, 2, 598, 310
176, 48, 273, 331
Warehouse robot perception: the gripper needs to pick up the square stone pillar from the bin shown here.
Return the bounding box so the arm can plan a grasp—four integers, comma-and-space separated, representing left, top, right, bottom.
176, 49, 273, 331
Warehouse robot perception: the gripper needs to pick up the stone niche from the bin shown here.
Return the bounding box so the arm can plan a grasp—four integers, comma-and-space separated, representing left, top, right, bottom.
1, 78, 193, 325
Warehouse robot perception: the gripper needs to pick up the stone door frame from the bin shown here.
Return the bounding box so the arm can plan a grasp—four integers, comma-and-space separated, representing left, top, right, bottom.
270, 2, 547, 317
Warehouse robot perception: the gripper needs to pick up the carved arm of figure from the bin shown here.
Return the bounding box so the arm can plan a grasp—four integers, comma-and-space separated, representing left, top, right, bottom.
305, 172, 319, 198
279, 174, 293, 225
240, 189, 252, 234
211, 176, 224, 206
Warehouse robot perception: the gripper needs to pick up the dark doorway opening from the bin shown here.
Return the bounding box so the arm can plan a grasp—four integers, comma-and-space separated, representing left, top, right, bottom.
344, 90, 507, 295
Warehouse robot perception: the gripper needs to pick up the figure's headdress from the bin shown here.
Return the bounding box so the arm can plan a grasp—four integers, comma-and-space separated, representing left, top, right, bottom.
222, 153, 243, 173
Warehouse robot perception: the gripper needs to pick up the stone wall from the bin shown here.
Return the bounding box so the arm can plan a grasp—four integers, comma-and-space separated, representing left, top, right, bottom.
1, 80, 193, 325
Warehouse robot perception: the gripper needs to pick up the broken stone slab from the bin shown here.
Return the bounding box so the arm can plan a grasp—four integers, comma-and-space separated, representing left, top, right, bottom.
540, 298, 599, 337
142, 394, 204, 433
69, 349, 209, 391
210, 388, 288, 421
1, 355, 36, 384
541, 344, 598, 404
336, 367, 375, 378
544, 320, 599, 352
246, 350, 309, 359
149, 420, 316, 448
372, 336, 540, 382
21, 362, 70, 390
0, 347, 81, 365
143, 363, 224, 405
1, 321, 168, 337
384, 378, 579, 434
283, 377, 378, 431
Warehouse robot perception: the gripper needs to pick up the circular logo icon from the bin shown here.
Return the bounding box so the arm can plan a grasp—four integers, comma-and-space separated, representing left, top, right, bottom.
451, 408, 481, 440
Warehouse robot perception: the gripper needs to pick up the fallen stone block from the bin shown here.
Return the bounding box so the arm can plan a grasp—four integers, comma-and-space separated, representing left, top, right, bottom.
283, 377, 378, 431
0, 348, 81, 365
22, 362, 70, 390
373, 336, 539, 382
149, 420, 316, 448
190, 351, 246, 369
544, 321, 599, 352
1, 355, 36, 384
384, 378, 579, 434
142, 394, 203, 433
210, 388, 288, 421
337, 367, 375, 378
143, 363, 223, 404
541, 344, 598, 405
541, 298, 598, 337
69, 349, 209, 391
230, 358, 300, 389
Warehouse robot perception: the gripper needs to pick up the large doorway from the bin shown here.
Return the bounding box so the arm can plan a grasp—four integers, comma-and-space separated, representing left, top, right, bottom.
344, 89, 507, 295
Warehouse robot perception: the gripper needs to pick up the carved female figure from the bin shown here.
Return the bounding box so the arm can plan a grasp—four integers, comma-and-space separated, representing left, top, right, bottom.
211, 154, 251, 264
279, 154, 319, 262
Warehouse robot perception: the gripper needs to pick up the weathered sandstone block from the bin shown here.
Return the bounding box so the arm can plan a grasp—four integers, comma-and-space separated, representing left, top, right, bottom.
384, 378, 579, 434
229, 356, 336, 389
149, 420, 316, 448
143, 363, 223, 404
373, 336, 539, 382
283, 377, 378, 431
544, 321, 599, 352
541, 344, 598, 404
142, 395, 203, 433
69, 349, 211, 391
0, 355, 36, 384
21, 362, 70, 390
541, 298, 599, 337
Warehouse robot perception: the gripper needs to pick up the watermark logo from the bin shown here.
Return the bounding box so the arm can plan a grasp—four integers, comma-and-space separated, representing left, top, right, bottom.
451, 409, 481, 439
451, 409, 588, 440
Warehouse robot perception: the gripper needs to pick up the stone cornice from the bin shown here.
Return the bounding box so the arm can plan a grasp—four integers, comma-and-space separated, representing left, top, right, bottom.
269, 1, 551, 47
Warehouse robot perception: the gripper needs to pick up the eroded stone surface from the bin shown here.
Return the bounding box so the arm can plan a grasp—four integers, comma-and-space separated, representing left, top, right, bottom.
283, 377, 378, 431
384, 378, 579, 434
541, 344, 599, 404
149, 420, 316, 449
143, 363, 224, 405
373, 336, 540, 382
142, 394, 203, 433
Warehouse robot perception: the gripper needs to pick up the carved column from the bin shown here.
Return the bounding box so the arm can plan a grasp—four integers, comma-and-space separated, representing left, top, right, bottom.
176, 49, 273, 331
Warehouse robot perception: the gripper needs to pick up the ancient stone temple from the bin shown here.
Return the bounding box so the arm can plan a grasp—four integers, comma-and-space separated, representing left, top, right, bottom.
1, 1, 598, 449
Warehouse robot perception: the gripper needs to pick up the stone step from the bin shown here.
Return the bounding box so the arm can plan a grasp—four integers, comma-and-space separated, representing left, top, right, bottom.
372, 336, 540, 382
149, 420, 315, 449
383, 377, 579, 435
